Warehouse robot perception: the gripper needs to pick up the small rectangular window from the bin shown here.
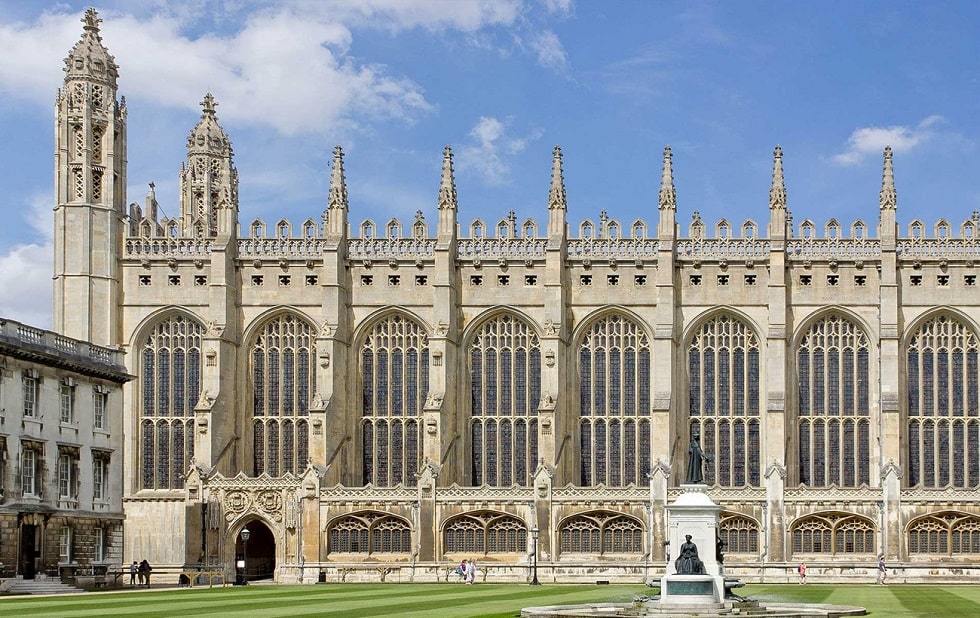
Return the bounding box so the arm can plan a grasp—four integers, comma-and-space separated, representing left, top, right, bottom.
168, 275, 181, 286
854, 275, 867, 286
94, 527, 105, 562
689, 274, 702, 286
607, 275, 619, 286
966, 274, 977, 286
60, 526, 72, 563
744, 274, 756, 286
360, 275, 373, 286
634, 275, 647, 286
306, 275, 318, 286
938, 275, 950, 287
799, 274, 812, 286
910, 275, 922, 286
23, 374, 38, 418
717, 274, 729, 285
279, 275, 291, 286
194, 275, 207, 286
580, 274, 592, 286
388, 275, 400, 286
470, 275, 483, 286
827, 274, 839, 286
60, 381, 75, 424
93, 388, 107, 430
21, 449, 37, 496
139, 275, 151, 286
415, 275, 428, 286
251, 275, 264, 286
497, 275, 510, 286
93, 458, 107, 501
524, 275, 537, 286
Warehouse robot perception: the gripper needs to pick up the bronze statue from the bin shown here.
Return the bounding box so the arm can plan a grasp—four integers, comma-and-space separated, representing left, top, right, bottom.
685, 426, 710, 484
674, 534, 705, 575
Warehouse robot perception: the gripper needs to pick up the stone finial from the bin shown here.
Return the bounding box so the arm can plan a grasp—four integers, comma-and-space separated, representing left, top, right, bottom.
82, 7, 102, 34
880, 146, 897, 211
659, 146, 676, 211
769, 145, 787, 211
438, 145, 457, 211
201, 92, 218, 116
548, 145, 567, 211
327, 145, 348, 212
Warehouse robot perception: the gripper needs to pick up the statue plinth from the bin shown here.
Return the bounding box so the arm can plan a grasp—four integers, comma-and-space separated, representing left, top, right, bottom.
660, 484, 725, 605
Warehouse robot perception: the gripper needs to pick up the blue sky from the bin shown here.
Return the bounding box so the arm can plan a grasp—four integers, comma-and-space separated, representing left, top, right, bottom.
1, 1, 978, 328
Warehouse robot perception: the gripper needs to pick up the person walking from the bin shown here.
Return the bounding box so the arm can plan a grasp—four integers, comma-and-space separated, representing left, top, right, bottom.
465, 559, 477, 584
798, 561, 807, 584
129, 561, 138, 586
877, 555, 887, 584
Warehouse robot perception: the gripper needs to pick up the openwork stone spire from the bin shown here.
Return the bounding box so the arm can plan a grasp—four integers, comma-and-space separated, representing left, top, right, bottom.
187, 93, 232, 157
548, 145, 567, 211
64, 8, 118, 87
438, 145, 457, 211
880, 146, 897, 211
658, 146, 676, 211
769, 145, 787, 211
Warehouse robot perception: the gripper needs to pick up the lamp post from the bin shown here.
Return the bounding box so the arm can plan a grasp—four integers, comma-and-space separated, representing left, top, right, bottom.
530, 526, 541, 586
241, 527, 251, 586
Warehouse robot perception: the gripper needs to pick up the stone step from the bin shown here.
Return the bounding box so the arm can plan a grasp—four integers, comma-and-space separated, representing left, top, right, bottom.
5, 579, 85, 595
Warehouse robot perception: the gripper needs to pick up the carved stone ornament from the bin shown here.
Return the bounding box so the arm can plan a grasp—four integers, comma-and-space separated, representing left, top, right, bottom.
257, 490, 284, 522
224, 490, 251, 520
765, 459, 787, 480
320, 322, 333, 337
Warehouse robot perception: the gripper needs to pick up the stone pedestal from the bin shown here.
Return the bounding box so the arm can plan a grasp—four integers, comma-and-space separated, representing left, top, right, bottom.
660, 484, 725, 605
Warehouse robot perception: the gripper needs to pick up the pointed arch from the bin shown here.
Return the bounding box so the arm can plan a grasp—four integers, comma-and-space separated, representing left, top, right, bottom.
302, 218, 318, 239
791, 512, 876, 556
909, 219, 925, 239
466, 310, 541, 487
356, 309, 430, 487
905, 310, 980, 489
907, 511, 980, 555
741, 219, 758, 239
685, 310, 762, 487
521, 218, 538, 239
851, 220, 867, 239
631, 219, 647, 239
247, 310, 316, 477
386, 218, 402, 239
276, 219, 292, 238
136, 310, 205, 490
326, 511, 412, 555
606, 218, 621, 239
719, 512, 760, 554
557, 510, 643, 556
935, 218, 951, 239
794, 310, 873, 487
579, 219, 595, 239
825, 218, 841, 239
250, 219, 267, 239
574, 308, 653, 486
716, 219, 731, 238
470, 219, 486, 239
443, 510, 528, 555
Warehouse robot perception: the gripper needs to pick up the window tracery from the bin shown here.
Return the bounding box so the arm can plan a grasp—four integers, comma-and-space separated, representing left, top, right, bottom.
907, 314, 980, 488
579, 314, 651, 486
909, 513, 980, 555
791, 513, 875, 555
558, 511, 643, 555
361, 314, 429, 486
719, 514, 759, 554
444, 511, 527, 554
797, 314, 871, 487
327, 511, 411, 554
687, 314, 761, 486
470, 314, 540, 486
139, 314, 202, 489
251, 313, 314, 476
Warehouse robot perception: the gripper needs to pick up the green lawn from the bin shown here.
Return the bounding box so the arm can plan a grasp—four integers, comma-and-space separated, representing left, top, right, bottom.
3, 583, 980, 617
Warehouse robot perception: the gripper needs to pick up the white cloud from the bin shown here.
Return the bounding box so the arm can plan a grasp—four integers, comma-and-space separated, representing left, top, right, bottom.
456, 116, 542, 185
0, 242, 52, 329
540, 0, 575, 17
833, 116, 944, 165
530, 30, 568, 71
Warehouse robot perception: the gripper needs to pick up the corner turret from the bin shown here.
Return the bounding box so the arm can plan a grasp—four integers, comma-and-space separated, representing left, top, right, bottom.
179, 93, 238, 237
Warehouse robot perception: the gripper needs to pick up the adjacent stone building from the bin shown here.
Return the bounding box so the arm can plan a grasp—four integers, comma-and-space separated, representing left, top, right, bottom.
0, 319, 129, 583
43, 9, 980, 583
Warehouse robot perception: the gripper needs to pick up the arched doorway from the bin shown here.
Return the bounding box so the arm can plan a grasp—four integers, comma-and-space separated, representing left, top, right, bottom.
235, 520, 276, 582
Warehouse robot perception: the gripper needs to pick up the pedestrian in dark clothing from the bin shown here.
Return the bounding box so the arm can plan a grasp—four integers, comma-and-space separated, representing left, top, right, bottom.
138, 560, 152, 588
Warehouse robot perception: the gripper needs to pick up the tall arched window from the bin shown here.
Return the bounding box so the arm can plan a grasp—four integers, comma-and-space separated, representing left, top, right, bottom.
688, 314, 761, 487
470, 314, 540, 486
579, 314, 651, 486
797, 314, 871, 487
361, 314, 429, 486
140, 314, 203, 489
907, 314, 980, 488
251, 313, 314, 476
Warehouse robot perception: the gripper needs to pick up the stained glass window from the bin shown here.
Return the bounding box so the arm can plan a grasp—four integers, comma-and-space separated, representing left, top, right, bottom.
578, 314, 651, 486
251, 313, 314, 476
907, 314, 980, 488
687, 314, 761, 486
797, 314, 871, 487
470, 315, 540, 486
909, 513, 980, 555
139, 314, 202, 489
361, 314, 428, 487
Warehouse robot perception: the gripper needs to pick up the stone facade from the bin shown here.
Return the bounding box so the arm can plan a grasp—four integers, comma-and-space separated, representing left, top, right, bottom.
0, 318, 130, 584
42, 9, 980, 584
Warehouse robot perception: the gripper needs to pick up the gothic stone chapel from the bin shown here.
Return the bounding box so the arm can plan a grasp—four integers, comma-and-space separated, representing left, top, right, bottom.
47, 8, 980, 582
